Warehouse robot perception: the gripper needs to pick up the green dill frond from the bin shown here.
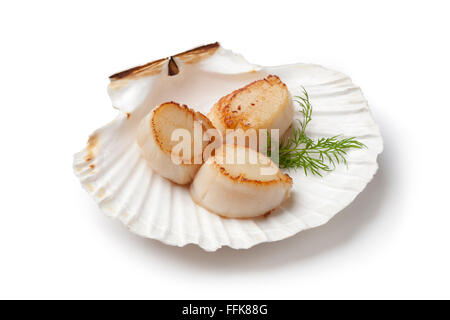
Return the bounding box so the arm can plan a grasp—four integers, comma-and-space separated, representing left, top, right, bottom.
275, 87, 366, 176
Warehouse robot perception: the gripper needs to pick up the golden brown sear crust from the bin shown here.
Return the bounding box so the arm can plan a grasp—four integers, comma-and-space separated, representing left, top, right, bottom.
211, 158, 292, 186
209, 75, 288, 130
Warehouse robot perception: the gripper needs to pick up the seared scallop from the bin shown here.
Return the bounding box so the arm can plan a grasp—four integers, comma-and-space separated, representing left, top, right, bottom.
190, 144, 292, 218
137, 102, 214, 184
208, 75, 294, 139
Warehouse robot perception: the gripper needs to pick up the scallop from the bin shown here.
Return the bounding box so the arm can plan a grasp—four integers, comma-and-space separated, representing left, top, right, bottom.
191, 144, 292, 219
208, 75, 294, 138
73, 42, 383, 251
136, 101, 214, 185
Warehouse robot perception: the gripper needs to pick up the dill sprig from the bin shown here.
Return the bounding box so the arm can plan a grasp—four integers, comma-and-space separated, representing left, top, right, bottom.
274, 87, 366, 176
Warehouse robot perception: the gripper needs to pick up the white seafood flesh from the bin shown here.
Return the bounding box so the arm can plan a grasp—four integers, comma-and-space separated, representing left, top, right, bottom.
137, 101, 214, 184
191, 144, 292, 218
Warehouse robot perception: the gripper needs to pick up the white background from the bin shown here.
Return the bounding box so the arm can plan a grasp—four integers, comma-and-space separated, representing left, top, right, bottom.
1, 0, 449, 299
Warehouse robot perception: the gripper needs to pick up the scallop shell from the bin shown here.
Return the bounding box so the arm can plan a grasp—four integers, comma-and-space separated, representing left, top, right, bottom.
73, 43, 383, 251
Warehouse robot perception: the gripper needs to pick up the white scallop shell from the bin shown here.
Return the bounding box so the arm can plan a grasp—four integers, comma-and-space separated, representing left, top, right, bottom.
73, 43, 383, 251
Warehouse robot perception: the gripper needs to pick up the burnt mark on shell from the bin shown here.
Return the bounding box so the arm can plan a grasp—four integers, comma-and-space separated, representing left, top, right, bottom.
109, 42, 220, 80
89, 164, 96, 169
126, 112, 131, 119
84, 183, 95, 192
97, 188, 105, 198
84, 134, 98, 162
168, 57, 179, 76
87, 134, 98, 148
109, 58, 166, 80
174, 42, 219, 59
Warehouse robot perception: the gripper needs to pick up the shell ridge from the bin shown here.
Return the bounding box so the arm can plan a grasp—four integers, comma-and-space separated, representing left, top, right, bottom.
124, 166, 154, 226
